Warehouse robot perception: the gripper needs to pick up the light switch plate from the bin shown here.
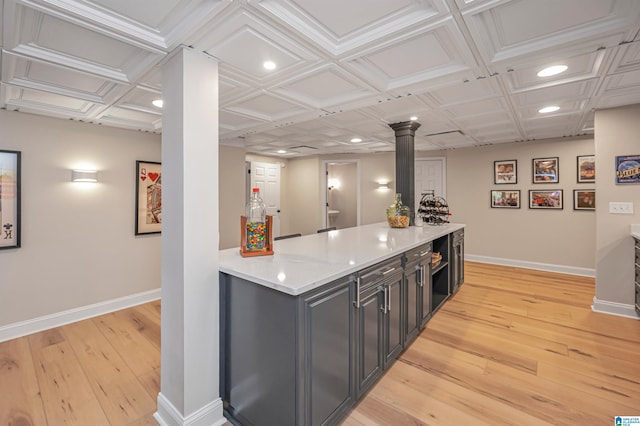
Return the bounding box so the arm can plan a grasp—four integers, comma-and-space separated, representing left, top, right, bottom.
609, 202, 634, 214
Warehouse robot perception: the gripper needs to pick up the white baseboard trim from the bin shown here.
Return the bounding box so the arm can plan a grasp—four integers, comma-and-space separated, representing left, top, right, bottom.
465, 254, 596, 278
0, 288, 161, 343
592, 296, 640, 320
155, 392, 226, 426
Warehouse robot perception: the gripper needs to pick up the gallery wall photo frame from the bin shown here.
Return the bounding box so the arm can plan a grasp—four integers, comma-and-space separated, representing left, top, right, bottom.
577, 155, 595, 183
494, 160, 517, 184
532, 157, 559, 183
615, 154, 640, 184
491, 190, 520, 208
0, 150, 21, 249
529, 190, 563, 209
574, 189, 595, 211
135, 160, 162, 235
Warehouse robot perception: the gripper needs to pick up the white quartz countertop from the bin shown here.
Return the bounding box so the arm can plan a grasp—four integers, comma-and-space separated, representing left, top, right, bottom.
632, 224, 640, 239
219, 222, 465, 296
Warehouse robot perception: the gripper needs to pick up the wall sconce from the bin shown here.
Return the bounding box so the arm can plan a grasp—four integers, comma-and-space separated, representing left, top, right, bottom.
377, 180, 390, 190
72, 169, 98, 182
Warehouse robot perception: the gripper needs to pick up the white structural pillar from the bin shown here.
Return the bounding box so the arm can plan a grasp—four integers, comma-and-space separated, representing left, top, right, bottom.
154, 47, 225, 426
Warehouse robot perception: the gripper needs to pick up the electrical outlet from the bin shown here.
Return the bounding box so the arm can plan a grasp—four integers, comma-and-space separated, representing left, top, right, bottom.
609, 202, 634, 214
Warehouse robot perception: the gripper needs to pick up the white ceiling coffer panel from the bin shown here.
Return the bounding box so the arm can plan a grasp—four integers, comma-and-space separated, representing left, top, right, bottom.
218, 109, 269, 133
97, 106, 163, 131
191, 9, 320, 83
257, 0, 450, 56
3, 85, 97, 116
427, 78, 502, 108
464, 0, 640, 64
225, 91, 313, 122
2, 53, 123, 104
344, 21, 478, 92
502, 50, 607, 94
6, 5, 165, 83
272, 64, 378, 110
511, 80, 598, 108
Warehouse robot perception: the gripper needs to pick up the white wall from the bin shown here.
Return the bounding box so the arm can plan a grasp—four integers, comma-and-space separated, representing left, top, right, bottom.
594, 104, 640, 316
0, 110, 161, 329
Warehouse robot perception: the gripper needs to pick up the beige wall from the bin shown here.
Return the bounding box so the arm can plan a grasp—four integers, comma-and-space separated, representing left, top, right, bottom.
595, 105, 640, 312
424, 137, 596, 273
286, 156, 323, 235
0, 110, 162, 327
219, 145, 246, 249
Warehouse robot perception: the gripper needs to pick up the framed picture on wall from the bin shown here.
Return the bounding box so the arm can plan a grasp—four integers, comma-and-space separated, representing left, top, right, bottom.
491, 190, 520, 208
529, 190, 563, 209
135, 160, 162, 235
532, 157, 559, 183
574, 189, 595, 210
494, 160, 517, 184
0, 150, 21, 249
577, 155, 595, 183
615, 154, 640, 184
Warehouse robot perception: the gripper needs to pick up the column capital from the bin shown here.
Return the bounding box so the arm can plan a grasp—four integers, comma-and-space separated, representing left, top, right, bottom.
389, 121, 421, 137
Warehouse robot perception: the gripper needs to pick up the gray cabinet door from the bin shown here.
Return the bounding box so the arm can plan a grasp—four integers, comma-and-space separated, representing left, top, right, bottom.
420, 262, 432, 328
384, 272, 404, 366
356, 285, 384, 397
303, 278, 354, 426
405, 263, 421, 343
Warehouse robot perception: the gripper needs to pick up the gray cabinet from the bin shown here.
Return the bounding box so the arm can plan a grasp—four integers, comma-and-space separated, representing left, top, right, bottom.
635, 237, 639, 315
302, 278, 355, 426
404, 243, 432, 342
220, 273, 354, 426
354, 255, 403, 397
452, 228, 465, 293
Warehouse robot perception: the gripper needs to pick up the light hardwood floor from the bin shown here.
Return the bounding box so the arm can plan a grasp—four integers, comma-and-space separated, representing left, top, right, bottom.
1, 262, 639, 425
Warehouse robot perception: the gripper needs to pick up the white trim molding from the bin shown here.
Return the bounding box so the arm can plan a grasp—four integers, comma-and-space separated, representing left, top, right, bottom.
592, 297, 640, 320
466, 254, 596, 277
0, 288, 161, 343
155, 393, 226, 426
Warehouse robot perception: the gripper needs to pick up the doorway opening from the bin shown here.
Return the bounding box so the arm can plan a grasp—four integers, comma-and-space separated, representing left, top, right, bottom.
322, 160, 360, 230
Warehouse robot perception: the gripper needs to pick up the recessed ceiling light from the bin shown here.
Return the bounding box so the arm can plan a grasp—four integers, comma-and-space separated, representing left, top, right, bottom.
537, 65, 568, 77
350, 138, 362, 143
277, 150, 286, 154
410, 116, 418, 121
263, 61, 276, 70
152, 99, 163, 108
538, 105, 560, 113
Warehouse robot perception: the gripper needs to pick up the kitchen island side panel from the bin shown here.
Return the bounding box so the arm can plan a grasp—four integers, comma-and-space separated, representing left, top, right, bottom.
220, 273, 297, 425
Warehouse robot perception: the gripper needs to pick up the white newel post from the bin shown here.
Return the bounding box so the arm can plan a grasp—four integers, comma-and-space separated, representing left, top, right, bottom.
154, 46, 225, 426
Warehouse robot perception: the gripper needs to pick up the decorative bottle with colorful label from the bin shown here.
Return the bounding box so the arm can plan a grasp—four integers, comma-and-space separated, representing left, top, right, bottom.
245, 187, 267, 251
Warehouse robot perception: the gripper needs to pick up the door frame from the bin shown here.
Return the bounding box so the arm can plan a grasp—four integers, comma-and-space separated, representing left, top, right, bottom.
321, 160, 361, 229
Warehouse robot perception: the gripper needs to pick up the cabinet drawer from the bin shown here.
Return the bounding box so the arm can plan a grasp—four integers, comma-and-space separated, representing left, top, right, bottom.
453, 229, 464, 243
405, 243, 432, 266
358, 256, 403, 289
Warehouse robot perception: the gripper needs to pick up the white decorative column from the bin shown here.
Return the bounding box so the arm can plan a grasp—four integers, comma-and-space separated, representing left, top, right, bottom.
154, 47, 225, 426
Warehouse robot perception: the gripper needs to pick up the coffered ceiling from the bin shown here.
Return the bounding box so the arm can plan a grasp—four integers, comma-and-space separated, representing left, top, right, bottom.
2, 0, 640, 157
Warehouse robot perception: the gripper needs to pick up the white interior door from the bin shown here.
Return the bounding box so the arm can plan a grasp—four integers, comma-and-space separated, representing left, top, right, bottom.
415, 158, 446, 217
250, 161, 281, 237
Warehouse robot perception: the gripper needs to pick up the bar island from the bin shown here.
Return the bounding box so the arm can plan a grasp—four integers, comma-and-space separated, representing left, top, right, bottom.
219, 222, 465, 426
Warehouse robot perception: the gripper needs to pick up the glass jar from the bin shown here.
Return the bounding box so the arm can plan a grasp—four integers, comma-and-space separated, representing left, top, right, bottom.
245, 187, 267, 251
386, 193, 410, 228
